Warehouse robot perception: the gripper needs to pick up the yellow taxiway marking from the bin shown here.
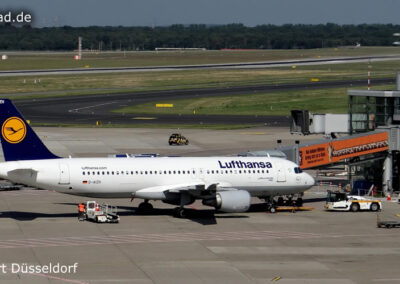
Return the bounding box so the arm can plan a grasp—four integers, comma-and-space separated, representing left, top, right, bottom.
156, 104, 173, 108
132, 117, 157, 120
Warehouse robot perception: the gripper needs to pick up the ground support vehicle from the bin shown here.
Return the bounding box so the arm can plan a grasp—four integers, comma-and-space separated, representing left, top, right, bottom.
326, 190, 382, 212
168, 133, 189, 145
81, 201, 120, 223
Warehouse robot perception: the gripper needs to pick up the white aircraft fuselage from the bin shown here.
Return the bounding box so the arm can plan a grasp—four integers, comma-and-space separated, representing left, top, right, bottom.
0, 156, 314, 199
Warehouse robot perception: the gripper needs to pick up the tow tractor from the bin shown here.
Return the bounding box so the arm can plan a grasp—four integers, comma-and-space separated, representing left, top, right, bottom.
79, 201, 120, 223
326, 190, 382, 212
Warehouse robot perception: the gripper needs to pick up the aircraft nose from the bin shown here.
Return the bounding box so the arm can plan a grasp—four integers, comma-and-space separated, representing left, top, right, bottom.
305, 173, 315, 186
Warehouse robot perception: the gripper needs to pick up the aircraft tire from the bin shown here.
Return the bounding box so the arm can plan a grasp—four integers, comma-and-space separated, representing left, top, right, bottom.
174, 207, 186, 218
295, 198, 303, 207
138, 202, 153, 214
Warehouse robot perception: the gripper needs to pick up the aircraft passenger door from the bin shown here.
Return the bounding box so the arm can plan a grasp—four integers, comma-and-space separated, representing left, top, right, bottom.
198, 168, 205, 180
59, 163, 70, 185
276, 166, 286, 182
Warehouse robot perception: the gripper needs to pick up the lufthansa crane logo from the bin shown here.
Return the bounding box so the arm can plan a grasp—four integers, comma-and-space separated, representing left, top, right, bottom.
2, 117, 27, 144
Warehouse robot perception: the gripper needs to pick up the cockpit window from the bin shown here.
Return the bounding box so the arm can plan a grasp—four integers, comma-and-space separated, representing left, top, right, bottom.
294, 167, 303, 174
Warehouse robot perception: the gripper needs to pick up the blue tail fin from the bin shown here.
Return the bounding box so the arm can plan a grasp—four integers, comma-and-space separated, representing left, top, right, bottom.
0, 99, 59, 161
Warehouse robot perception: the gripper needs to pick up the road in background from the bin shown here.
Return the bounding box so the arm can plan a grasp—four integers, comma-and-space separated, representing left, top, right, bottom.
1, 55, 399, 76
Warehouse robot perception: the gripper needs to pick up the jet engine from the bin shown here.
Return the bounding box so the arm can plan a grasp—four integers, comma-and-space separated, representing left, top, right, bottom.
203, 190, 251, 213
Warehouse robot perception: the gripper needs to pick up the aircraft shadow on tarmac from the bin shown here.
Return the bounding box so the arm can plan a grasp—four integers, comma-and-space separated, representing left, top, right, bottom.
0, 200, 320, 224
0, 211, 77, 221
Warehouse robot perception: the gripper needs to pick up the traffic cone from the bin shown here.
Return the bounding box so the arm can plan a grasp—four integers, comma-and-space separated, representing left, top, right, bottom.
387, 193, 392, 201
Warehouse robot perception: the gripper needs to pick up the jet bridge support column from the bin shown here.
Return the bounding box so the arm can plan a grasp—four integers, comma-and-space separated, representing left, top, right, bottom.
383, 153, 392, 196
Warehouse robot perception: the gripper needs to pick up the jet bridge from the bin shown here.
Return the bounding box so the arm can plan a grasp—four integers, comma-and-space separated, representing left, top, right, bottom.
240, 130, 393, 195
285, 130, 391, 195
294, 131, 388, 169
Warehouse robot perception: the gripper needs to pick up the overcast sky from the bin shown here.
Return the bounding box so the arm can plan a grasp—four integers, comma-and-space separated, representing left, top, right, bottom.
1, 0, 399, 27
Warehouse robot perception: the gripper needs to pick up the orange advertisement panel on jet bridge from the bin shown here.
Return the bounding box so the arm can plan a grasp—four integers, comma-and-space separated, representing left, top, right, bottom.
299, 132, 389, 169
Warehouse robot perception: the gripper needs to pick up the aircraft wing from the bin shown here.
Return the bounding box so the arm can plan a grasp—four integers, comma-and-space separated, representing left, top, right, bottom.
133, 181, 234, 200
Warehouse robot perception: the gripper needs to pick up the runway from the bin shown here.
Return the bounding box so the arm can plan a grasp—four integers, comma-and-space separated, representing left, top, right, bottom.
14, 77, 394, 126
1, 54, 400, 77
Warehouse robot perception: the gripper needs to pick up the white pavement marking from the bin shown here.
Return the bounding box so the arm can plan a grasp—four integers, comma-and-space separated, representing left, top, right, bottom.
68, 102, 116, 113
0, 230, 321, 249
208, 246, 400, 255
0, 230, 396, 250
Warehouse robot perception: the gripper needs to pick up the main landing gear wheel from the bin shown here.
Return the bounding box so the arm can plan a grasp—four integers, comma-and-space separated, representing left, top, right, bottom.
174, 207, 186, 218
269, 206, 276, 213
138, 201, 153, 214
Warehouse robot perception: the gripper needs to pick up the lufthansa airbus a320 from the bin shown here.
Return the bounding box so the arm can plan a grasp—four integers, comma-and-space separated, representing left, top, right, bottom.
0, 99, 314, 217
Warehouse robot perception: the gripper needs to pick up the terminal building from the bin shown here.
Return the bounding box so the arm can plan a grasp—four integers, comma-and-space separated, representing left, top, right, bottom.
243, 73, 400, 197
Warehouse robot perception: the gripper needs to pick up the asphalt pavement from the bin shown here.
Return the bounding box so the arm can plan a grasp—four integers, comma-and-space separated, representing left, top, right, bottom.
13, 77, 394, 126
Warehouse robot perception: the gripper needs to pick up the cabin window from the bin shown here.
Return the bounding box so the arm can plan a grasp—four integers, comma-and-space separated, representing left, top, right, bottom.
178, 171, 180, 174
102, 171, 105, 175
107, 171, 110, 175
112, 171, 114, 175
239, 170, 241, 174
121, 171, 124, 175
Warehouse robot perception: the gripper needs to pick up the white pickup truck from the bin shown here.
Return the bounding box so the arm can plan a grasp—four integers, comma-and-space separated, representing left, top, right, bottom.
326, 191, 382, 212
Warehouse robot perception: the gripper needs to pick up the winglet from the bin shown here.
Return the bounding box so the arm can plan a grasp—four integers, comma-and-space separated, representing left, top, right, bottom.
0, 99, 59, 161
